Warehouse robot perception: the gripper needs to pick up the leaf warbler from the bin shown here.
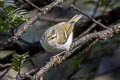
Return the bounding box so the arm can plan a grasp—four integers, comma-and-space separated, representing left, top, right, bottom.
40, 14, 83, 53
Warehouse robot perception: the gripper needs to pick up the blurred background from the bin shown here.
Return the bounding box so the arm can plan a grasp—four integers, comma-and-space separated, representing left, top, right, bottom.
0, 0, 120, 80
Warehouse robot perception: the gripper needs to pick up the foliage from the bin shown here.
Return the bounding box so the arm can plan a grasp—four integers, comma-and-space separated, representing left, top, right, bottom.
11, 53, 29, 74
0, 0, 28, 32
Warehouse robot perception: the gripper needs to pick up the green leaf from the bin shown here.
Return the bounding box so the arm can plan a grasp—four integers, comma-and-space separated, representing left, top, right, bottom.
0, 0, 29, 32
11, 53, 29, 73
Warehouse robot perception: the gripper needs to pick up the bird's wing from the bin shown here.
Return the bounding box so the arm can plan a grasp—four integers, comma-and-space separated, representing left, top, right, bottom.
55, 22, 73, 44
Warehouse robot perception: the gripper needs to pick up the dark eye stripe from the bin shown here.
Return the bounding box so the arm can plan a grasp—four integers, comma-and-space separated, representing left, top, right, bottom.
49, 35, 57, 40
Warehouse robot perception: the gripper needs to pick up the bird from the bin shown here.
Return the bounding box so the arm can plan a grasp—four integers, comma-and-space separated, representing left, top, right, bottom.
40, 14, 83, 53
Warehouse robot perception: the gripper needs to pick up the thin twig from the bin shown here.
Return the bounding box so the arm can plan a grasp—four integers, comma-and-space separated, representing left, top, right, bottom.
75, 19, 101, 40
0, 64, 11, 68
29, 58, 37, 68
31, 24, 120, 79
9, 24, 120, 80
0, 66, 11, 80
25, 0, 42, 11
70, 4, 109, 29
1, 0, 64, 48
67, 39, 100, 80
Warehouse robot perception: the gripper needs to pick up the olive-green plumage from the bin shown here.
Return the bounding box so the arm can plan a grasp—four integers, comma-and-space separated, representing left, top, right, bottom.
40, 14, 83, 53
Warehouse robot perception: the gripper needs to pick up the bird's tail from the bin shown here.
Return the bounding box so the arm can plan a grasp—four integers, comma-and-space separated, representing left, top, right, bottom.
69, 14, 83, 23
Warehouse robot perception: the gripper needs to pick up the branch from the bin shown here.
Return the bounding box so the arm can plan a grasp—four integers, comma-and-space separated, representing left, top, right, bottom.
23, 24, 120, 80
0, 66, 11, 80
1, 0, 64, 46
0, 63, 11, 71
0, 0, 66, 71
25, 0, 42, 11
70, 4, 109, 29
75, 19, 101, 39
1, 6, 120, 56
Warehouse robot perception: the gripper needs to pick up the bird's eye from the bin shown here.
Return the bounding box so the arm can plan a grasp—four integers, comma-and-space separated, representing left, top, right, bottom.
50, 36, 55, 40
48, 33, 57, 41
46, 29, 57, 41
